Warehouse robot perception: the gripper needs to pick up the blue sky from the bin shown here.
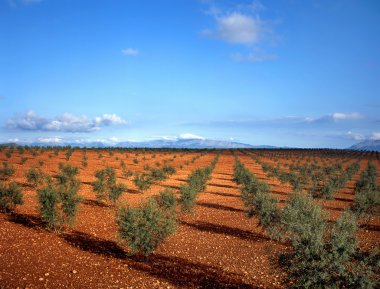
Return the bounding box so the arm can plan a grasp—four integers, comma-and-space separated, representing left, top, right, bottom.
1, 0, 379, 148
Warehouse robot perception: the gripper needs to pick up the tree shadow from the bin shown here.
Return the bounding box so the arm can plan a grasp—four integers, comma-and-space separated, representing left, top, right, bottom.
174, 178, 187, 182
213, 177, 234, 182
334, 197, 353, 203
215, 172, 234, 177
359, 223, 380, 232
322, 205, 346, 212
161, 184, 181, 190
181, 221, 269, 242
207, 183, 238, 189
197, 202, 244, 213
206, 191, 240, 199
127, 188, 142, 194
18, 182, 34, 189
270, 190, 290, 197
129, 254, 257, 289
61, 230, 126, 259
82, 199, 110, 208
7, 212, 43, 230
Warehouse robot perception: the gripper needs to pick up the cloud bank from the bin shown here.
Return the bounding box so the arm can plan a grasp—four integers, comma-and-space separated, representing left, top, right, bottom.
6, 111, 127, 133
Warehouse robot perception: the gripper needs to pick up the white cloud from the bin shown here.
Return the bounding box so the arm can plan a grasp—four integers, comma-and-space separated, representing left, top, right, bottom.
7, 138, 19, 142
215, 13, 262, 44
179, 133, 205, 140
202, 1, 277, 63
122, 48, 139, 56
331, 112, 362, 121
37, 137, 63, 143
370, 132, 380, 140
94, 114, 126, 126
346, 131, 365, 141
6, 111, 127, 133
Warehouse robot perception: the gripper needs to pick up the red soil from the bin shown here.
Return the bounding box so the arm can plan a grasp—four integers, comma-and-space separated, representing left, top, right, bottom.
0, 149, 379, 288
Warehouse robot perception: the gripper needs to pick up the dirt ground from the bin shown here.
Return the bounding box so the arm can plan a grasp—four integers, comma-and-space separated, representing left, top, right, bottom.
0, 149, 379, 288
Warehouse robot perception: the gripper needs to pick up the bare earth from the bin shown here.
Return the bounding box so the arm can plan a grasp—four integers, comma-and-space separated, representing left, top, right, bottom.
0, 149, 379, 288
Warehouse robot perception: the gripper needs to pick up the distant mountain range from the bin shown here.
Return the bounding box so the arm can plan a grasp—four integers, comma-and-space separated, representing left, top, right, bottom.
347, 140, 380, 152
1, 138, 273, 149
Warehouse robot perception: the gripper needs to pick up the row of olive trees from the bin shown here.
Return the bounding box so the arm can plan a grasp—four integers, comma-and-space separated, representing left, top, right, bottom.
178, 153, 220, 212
233, 156, 379, 288
351, 161, 380, 220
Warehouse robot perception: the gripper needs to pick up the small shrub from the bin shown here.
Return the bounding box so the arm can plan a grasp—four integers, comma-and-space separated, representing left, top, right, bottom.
109, 183, 128, 203
81, 153, 88, 167
351, 189, 380, 220
0, 162, 15, 180
150, 168, 166, 181
20, 157, 27, 164
0, 182, 23, 212
65, 149, 73, 161
38, 160, 44, 167
5, 149, 12, 158
116, 197, 176, 257
26, 167, 46, 188
162, 165, 176, 175
157, 188, 177, 211
37, 185, 61, 230
93, 167, 126, 203
143, 164, 150, 171
57, 163, 80, 191
133, 173, 153, 193
37, 184, 81, 231
179, 185, 197, 213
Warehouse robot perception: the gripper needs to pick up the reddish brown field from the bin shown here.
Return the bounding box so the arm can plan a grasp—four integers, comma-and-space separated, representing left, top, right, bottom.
1, 148, 379, 288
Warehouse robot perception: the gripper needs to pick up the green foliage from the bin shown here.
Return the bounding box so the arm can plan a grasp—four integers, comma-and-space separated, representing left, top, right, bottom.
65, 149, 73, 161
37, 183, 81, 230
37, 185, 61, 230
81, 153, 88, 167
133, 172, 153, 193
150, 168, 166, 181
143, 164, 150, 171
352, 189, 380, 220
17, 146, 25, 155
0, 162, 15, 180
352, 161, 380, 220
26, 167, 46, 188
20, 157, 27, 164
162, 165, 176, 175
234, 157, 282, 239
109, 183, 128, 203
179, 185, 197, 212
0, 182, 24, 212
5, 149, 12, 158
116, 197, 176, 257
157, 188, 177, 212
57, 163, 80, 191
93, 167, 127, 203
251, 190, 282, 239
281, 195, 379, 288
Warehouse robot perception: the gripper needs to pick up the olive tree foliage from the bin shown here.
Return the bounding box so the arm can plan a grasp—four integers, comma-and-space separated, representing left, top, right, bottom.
93, 167, 127, 203
37, 163, 82, 231
116, 191, 177, 257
